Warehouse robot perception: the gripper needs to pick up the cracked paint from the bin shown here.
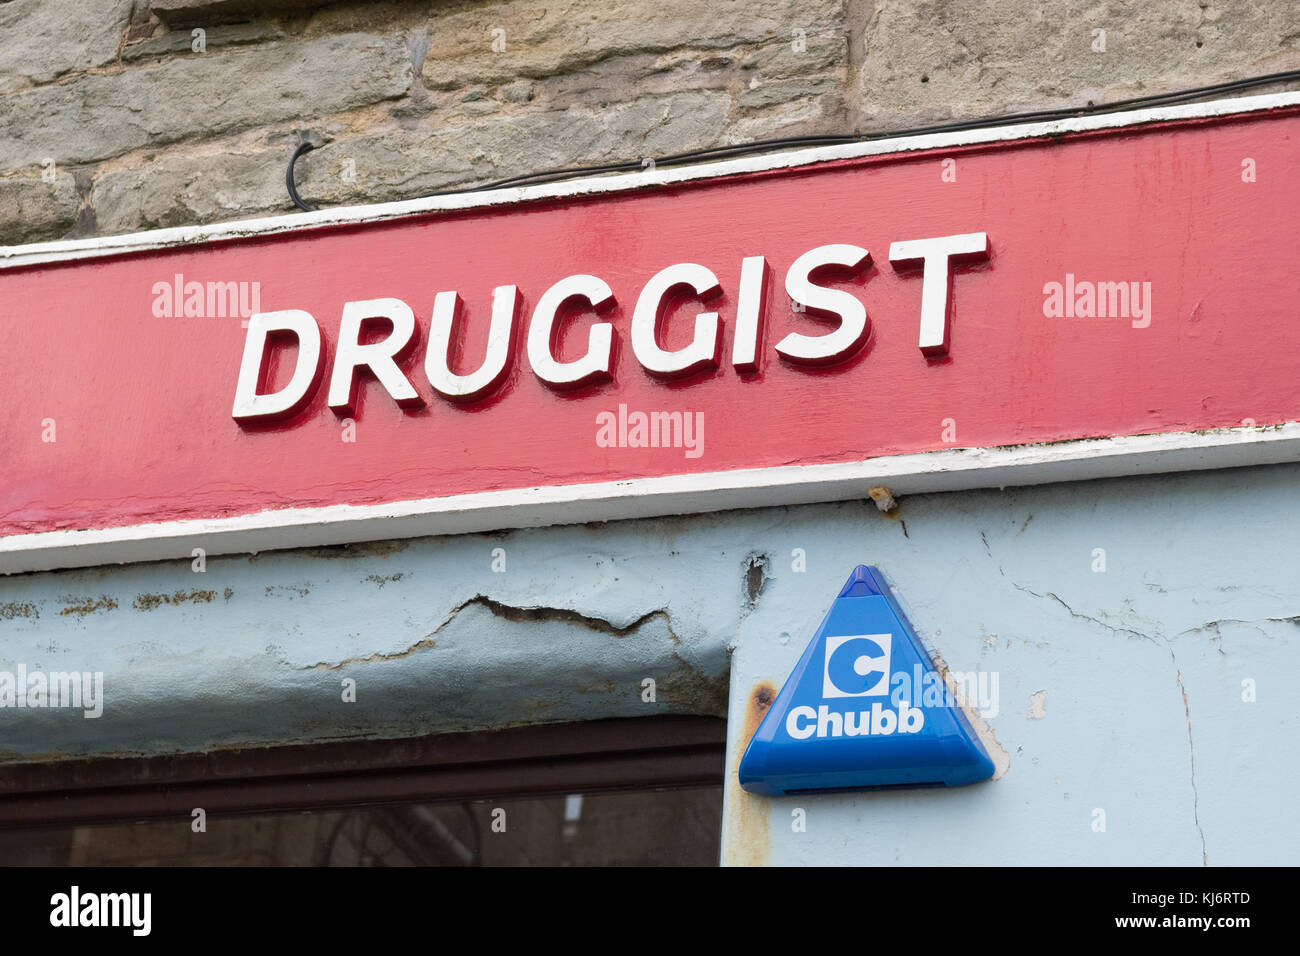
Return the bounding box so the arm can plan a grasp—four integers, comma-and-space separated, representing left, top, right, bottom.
1011, 582, 1159, 644
449, 594, 677, 637
2, 462, 1296, 866
1177, 669, 1208, 866
296, 593, 703, 692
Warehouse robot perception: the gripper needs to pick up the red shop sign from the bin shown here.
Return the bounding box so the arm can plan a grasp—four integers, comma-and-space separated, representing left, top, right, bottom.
3, 93, 1299, 573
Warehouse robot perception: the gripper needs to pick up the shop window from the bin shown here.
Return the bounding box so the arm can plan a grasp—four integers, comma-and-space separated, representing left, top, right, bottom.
0, 717, 724, 867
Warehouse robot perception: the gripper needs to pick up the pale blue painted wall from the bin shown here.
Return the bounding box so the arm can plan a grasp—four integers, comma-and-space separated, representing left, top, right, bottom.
723, 464, 1298, 865
2, 462, 1296, 864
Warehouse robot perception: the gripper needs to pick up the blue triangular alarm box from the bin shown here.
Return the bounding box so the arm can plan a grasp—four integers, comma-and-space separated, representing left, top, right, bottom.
739, 565, 995, 795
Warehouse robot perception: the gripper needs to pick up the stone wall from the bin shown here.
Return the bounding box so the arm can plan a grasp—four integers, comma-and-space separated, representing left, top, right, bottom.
2, 0, 1297, 245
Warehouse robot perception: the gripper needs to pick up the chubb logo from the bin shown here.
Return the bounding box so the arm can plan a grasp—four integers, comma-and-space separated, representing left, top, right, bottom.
786, 632, 925, 739
822, 633, 891, 697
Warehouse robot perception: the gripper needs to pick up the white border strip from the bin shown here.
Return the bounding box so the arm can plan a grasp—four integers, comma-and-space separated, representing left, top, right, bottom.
4, 424, 1298, 575
4, 90, 1300, 269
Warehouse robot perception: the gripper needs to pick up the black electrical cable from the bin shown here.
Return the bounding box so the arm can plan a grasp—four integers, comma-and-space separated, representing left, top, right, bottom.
286, 140, 316, 211
285, 68, 1300, 212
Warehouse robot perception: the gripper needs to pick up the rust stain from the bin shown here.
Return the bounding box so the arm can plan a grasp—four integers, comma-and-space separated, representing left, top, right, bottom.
725, 680, 776, 867
132, 589, 217, 611
741, 681, 777, 748
864, 490, 905, 524
59, 595, 118, 616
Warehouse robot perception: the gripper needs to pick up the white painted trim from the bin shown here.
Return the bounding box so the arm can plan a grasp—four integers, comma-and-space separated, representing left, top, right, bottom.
4, 423, 1298, 575
3, 90, 1300, 269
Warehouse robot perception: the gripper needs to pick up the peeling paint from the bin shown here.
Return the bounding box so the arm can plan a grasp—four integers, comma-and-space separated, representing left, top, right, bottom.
265, 584, 310, 599
5, 459, 1297, 865
1, 601, 38, 620
934, 653, 1012, 780
59, 595, 118, 616
867, 485, 898, 513
132, 589, 216, 611
743, 553, 768, 609
1028, 689, 1048, 719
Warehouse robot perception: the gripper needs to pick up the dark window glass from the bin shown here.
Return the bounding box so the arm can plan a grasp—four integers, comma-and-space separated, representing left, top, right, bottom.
0, 785, 721, 866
